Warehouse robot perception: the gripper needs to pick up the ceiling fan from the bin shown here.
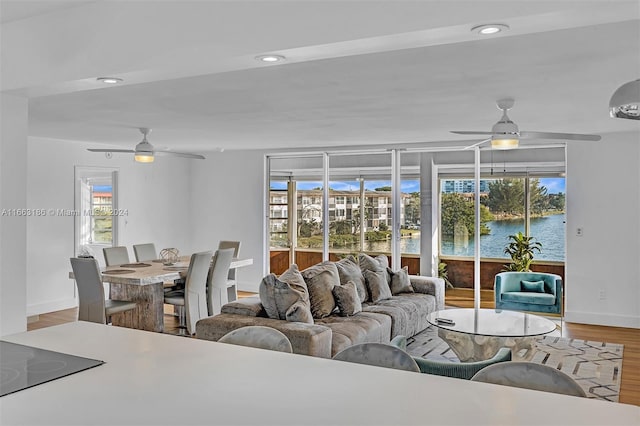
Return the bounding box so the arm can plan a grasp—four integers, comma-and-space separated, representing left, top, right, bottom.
88, 128, 205, 162
451, 98, 601, 149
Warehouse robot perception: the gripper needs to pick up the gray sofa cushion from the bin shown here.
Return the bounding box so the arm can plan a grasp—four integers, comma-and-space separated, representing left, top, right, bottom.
389, 266, 414, 295
335, 256, 368, 303
365, 269, 392, 303
332, 281, 362, 316
302, 261, 340, 318
220, 296, 266, 317
259, 269, 313, 323
315, 311, 392, 357
363, 293, 435, 338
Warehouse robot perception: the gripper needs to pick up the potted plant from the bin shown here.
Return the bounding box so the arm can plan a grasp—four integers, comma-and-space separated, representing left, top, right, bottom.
502, 232, 542, 272
438, 262, 454, 289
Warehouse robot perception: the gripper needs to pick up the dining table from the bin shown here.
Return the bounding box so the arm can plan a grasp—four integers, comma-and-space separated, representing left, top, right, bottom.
69, 256, 253, 333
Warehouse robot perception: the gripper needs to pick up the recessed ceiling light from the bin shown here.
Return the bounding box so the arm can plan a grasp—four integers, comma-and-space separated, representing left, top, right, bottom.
255, 54, 286, 63
97, 77, 123, 84
471, 24, 510, 35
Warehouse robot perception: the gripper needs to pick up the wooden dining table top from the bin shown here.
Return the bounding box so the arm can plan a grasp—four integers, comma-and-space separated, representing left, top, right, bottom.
69, 256, 253, 286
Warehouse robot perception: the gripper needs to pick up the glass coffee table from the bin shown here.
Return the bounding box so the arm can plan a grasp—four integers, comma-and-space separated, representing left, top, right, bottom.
426, 308, 557, 362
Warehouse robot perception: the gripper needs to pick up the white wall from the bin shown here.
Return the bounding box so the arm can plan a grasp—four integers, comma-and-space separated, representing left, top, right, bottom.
190, 150, 266, 293
0, 94, 28, 336
25, 137, 194, 316
565, 131, 640, 328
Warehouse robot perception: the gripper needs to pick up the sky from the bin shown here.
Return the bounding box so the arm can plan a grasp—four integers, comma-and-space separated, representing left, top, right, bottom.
272, 178, 564, 194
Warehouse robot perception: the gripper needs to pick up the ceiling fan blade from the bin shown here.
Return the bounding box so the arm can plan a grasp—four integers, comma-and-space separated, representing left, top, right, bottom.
463, 138, 492, 150
519, 131, 601, 141
155, 150, 206, 160
87, 148, 135, 153
450, 131, 493, 135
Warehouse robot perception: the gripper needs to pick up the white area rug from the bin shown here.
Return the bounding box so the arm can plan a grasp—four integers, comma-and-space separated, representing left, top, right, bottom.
406, 325, 623, 402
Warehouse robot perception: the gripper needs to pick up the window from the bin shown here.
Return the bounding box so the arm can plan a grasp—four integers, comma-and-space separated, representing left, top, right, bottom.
74, 167, 118, 260
439, 176, 565, 261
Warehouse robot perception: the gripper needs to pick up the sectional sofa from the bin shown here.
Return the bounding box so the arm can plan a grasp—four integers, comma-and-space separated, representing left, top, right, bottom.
196, 254, 445, 358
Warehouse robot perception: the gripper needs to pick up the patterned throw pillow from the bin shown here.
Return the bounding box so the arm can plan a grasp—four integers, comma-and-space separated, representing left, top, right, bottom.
301, 261, 340, 318
364, 269, 393, 302
389, 266, 414, 295
335, 256, 368, 303
332, 281, 362, 316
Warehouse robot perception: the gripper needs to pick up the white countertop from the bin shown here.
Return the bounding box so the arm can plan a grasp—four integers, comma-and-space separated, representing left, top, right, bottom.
1, 322, 638, 426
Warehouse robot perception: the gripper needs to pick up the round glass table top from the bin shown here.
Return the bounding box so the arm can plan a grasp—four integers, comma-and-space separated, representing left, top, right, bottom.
427, 308, 557, 338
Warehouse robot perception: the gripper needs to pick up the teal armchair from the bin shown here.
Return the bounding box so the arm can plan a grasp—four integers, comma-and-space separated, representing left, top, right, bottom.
494, 272, 563, 315
389, 336, 512, 380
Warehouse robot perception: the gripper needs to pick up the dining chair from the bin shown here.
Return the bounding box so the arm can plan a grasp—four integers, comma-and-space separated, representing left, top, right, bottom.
217, 240, 241, 301
389, 335, 512, 380
471, 361, 587, 397
218, 326, 293, 353
207, 248, 235, 316
164, 251, 213, 335
133, 243, 157, 262
70, 257, 137, 324
333, 342, 420, 372
103, 246, 130, 266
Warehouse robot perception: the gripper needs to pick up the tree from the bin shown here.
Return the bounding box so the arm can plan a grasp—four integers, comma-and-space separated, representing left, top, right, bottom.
404, 192, 421, 226
375, 186, 391, 191
485, 178, 525, 215
441, 193, 492, 237
529, 178, 549, 215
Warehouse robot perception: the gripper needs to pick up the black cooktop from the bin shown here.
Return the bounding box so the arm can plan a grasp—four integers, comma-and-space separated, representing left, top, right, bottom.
0, 341, 104, 397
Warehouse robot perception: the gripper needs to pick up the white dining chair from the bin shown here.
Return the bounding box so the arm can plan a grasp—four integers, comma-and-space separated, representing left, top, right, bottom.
164, 251, 213, 335
218, 240, 241, 301
70, 257, 137, 324
103, 246, 130, 266
207, 248, 235, 316
133, 243, 157, 262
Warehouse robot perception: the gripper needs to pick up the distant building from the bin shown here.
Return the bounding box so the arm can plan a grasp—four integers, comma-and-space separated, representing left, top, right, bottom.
269, 188, 414, 233
441, 179, 491, 194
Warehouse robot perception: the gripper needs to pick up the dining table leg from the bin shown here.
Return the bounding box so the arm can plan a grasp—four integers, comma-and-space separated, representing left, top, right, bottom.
109, 282, 164, 332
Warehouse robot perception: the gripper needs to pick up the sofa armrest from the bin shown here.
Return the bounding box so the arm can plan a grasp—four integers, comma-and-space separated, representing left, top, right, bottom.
410, 275, 445, 311
195, 314, 333, 358
220, 296, 266, 317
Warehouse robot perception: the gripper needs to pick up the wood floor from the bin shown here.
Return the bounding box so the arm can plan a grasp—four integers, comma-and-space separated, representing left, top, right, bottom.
28, 291, 639, 407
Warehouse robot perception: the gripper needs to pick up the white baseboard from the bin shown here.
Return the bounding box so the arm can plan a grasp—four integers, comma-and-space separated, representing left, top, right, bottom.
564, 310, 640, 329
27, 297, 77, 317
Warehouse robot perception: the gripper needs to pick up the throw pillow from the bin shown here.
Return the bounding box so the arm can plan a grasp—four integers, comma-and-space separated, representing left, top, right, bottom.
301, 261, 340, 318
335, 256, 368, 303
259, 274, 312, 323
521, 280, 546, 293
358, 253, 391, 284
332, 281, 362, 316
389, 266, 414, 295
285, 300, 314, 323
279, 264, 310, 302
364, 269, 393, 303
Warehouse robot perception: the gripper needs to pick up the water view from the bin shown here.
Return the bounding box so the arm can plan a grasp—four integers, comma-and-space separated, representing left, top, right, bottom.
362, 213, 565, 261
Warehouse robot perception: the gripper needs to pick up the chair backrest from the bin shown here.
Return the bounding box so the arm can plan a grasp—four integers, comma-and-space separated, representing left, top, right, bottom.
103, 246, 130, 266
218, 326, 293, 353
471, 361, 587, 397
218, 240, 240, 280
133, 243, 157, 262
333, 343, 420, 373
184, 251, 214, 334
70, 257, 107, 324
207, 248, 235, 316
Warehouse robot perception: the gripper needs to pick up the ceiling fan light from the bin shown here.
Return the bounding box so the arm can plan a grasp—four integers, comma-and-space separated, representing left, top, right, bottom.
491, 137, 519, 150
609, 79, 640, 120
134, 153, 154, 163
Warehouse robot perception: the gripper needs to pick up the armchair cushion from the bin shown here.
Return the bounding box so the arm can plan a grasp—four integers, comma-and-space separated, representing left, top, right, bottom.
502, 292, 556, 306
521, 280, 545, 293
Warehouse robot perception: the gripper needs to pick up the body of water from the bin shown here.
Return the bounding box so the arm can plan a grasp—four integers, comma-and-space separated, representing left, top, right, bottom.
363, 213, 565, 261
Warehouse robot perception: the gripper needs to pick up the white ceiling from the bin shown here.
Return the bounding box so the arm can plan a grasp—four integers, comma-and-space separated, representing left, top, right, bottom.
1, 1, 639, 153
